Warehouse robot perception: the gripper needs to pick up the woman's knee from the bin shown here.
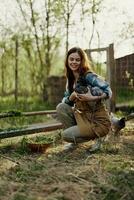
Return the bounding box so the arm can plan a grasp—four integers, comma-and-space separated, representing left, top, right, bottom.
62, 130, 74, 142
62, 126, 80, 142
56, 102, 71, 114
56, 102, 65, 113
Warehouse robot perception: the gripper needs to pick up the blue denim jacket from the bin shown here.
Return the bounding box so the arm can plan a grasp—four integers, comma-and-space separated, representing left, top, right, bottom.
62, 72, 112, 106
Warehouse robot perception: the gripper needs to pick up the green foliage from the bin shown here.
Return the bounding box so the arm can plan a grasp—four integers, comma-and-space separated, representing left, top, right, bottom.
14, 137, 30, 155
0, 96, 54, 112
50, 54, 65, 75
30, 135, 54, 144
0, 0, 104, 99
116, 87, 134, 104
93, 62, 106, 77
6, 110, 22, 117
0, 97, 55, 132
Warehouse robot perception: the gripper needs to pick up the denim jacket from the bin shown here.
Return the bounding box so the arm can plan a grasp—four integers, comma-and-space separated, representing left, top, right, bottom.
62, 72, 112, 106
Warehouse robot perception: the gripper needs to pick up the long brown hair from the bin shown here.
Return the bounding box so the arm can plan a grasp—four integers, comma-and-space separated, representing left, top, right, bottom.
65, 47, 92, 92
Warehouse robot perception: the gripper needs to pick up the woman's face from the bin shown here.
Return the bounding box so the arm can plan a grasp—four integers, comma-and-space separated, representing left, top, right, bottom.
68, 52, 81, 72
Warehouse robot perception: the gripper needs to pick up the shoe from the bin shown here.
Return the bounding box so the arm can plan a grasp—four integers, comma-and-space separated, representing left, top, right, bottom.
63, 143, 77, 151
88, 139, 102, 152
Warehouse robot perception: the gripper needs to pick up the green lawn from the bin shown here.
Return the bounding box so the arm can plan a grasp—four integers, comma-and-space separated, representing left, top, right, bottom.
116, 88, 134, 105
0, 96, 56, 132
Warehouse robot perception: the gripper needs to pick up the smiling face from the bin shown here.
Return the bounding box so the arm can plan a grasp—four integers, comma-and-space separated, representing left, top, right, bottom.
68, 52, 81, 72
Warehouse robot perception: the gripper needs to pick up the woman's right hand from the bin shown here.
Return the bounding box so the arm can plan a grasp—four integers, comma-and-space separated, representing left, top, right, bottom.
69, 91, 78, 101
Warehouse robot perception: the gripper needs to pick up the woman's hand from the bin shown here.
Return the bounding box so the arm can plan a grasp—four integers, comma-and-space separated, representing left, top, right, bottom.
76, 88, 103, 102
69, 91, 78, 101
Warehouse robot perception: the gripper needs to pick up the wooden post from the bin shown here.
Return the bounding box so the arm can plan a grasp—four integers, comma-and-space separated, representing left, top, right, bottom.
85, 44, 116, 112
106, 43, 116, 112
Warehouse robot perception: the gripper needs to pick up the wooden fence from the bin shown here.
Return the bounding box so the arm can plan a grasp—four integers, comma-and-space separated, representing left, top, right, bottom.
0, 110, 63, 139
85, 43, 116, 112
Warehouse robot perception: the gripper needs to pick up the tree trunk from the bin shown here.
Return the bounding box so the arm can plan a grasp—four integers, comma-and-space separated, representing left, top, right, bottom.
66, 0, 69, 54
15, 37, 19, 105
1, 54, 5, 95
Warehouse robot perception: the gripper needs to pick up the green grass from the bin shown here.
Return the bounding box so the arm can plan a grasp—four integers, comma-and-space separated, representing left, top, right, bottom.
0, 114, 53, 131
0, 96, 56, 132
116, 88, 134, 105
0, 96, 55, 112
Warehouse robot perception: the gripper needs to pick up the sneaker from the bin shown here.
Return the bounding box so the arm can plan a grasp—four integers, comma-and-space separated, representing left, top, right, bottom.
88, 139, 102, 152
63, 143, 77, 151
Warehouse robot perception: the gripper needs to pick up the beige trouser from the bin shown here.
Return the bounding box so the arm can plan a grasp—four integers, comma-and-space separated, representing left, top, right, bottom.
56, 102, 111, 143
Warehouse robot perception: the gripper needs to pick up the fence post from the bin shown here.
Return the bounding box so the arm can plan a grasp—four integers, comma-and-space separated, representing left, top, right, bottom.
107, 43, 116, 112
85, 44, 116, 112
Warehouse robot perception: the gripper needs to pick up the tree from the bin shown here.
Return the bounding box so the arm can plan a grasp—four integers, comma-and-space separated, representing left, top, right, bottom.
79, 0, 103, 48
15, 0, 63, 100
0, 44, 5, 95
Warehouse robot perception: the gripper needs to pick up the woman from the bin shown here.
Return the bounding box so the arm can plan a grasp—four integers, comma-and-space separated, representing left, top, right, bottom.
56, 47, 112, 150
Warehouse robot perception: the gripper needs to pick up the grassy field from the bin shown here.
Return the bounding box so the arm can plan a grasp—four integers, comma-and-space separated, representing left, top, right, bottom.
0, 96, 134, 200
116, 88, 134, 108
0, 96, 55, 112
0, 97, 56, 132
0, 120, 134, 200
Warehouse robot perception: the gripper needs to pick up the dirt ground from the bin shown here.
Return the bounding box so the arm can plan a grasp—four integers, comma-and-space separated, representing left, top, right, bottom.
0, 121, 134, 200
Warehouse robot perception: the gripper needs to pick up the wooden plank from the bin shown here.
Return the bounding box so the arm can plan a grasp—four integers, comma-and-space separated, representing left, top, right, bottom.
106, 43, 116, 112
0, 122, 63, 139
85, 47, 108, 52
23, 110, 57, 116
0, 110, 57, 119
